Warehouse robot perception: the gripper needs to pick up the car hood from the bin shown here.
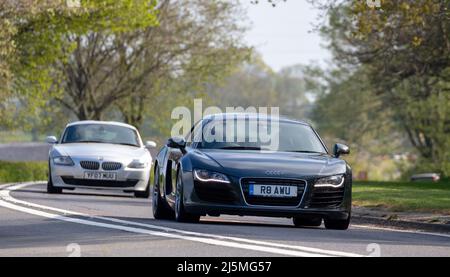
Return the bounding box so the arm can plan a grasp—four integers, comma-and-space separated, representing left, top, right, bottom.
52, 143, 150, 160
196, 149, 347, 178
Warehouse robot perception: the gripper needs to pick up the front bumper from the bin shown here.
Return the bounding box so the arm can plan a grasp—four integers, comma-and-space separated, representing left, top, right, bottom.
51, 160, 150, 192
182, 172, 352, 219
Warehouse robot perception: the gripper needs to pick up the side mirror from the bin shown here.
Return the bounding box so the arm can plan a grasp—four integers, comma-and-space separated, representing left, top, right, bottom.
167, 137, 186, 153
333, 143, 350, 158
145, 141, 157, 149
46, 136, 58, 144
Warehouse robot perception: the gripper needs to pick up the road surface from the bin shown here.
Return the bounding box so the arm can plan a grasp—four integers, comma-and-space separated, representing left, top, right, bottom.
0, 143, 51, 161
0, 182, 449, 257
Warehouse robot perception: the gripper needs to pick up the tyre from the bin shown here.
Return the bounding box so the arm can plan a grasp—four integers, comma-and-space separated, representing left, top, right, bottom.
293, 217, 322, 227
135, 183, 150, 198
47, 163, 62, 194
324, 214, 351, 230
152, 167, 174, 219
175, 169, 200, 223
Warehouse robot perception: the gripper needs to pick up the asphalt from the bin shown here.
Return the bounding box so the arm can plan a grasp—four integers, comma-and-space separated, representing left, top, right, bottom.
0, 143, 51, 161
0, 183, 449, 257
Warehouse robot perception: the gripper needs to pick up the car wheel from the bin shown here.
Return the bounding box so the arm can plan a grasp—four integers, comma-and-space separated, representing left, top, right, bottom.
135, 183, 150, 198
152, 167, 174, 219
324, 214, 351, 230
293, 217, 322, 227
175, 170, 200, 223
47, 163, 62, 194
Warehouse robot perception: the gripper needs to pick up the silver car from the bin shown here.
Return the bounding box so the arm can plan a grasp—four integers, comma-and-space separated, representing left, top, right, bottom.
46, 121, 156, 198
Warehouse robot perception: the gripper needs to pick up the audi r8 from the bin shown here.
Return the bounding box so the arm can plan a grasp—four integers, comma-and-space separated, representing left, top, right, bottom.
153, 113, 352, 229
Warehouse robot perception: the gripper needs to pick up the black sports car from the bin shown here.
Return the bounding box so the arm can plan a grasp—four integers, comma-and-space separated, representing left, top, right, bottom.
153, 113, 352, 230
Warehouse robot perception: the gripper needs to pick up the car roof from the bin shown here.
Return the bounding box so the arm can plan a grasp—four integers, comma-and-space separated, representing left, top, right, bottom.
66, 120, 138, 130
202, 113, 310, 126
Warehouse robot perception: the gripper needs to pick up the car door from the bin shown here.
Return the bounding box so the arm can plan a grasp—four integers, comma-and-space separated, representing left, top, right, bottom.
164, 146, 183, 206
164, 121, 202, 206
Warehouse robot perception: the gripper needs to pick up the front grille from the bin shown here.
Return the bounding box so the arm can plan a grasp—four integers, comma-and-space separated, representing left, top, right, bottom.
307, 186, 345, 208
241, 178, 306, 207
61, 177, 138, 188
80, 161, 100, 170
194, 181, 238, 204
102, 162, 122, 171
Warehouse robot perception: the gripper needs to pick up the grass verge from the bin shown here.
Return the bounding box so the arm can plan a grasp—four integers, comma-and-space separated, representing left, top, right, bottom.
0, 161, 47, 183
353, 180, 450, 214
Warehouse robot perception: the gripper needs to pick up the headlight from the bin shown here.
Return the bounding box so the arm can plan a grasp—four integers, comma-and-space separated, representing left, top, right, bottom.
52, 156, 74, 166
314, 175, 345, 188
194, 169, 230, 184
128, 159, 149, 169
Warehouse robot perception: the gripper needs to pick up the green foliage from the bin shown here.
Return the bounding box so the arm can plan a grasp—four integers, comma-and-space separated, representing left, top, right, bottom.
1, 0, 251, 143
0, 161, 47, 183
1, 0, 159, 126
16, 0, 250, 131
312, 67, 397, 149
315, 0, 450, 176
207, 54, 311, 120
0, 130, 45, 143
117, 0, 251, 131
353, 180, 450, 214
310, 66, 411, 180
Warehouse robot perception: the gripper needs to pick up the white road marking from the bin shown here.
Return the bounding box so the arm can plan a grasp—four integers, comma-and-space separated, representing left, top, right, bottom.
0, 183, 13, 188
0, 198, 330, 257
0, 182, 365, 257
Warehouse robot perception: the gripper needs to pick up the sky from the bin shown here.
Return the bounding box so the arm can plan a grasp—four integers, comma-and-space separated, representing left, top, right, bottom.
242, 0, 331, 72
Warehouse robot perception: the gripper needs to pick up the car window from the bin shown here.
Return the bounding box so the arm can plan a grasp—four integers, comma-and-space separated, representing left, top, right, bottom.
186, 120, 203, 147
198, 118, 327, 153
61, 124, 141, 147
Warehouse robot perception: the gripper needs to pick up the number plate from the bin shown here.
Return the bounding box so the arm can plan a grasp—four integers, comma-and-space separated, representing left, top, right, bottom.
84, 172, 117, 181
249, 184, 297, 198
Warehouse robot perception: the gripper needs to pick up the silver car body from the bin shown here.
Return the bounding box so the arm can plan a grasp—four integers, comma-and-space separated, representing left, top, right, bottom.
48, 121, 152, 192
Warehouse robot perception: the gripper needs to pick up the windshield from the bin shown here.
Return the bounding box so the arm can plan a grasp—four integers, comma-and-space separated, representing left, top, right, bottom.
61, 124, 141, 147
197, 118, 327, 153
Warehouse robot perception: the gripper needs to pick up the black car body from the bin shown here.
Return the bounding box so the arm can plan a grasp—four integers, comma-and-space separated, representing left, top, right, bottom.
153, 113, 352, 230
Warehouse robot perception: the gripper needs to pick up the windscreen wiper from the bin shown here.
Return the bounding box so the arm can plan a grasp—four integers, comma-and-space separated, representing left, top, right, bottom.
220, 146, 262, 151
116, 143, 140, 147
69, 140, 104, 144
289, 150, 326, 154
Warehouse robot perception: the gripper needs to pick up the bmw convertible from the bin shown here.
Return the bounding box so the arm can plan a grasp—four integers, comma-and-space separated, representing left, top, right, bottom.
153, 113, 352, 230
46, 121, 156, 198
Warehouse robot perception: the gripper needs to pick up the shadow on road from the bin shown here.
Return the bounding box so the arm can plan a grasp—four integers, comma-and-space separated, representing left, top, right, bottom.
12, 188, 136, 199
111, 215, 320, 231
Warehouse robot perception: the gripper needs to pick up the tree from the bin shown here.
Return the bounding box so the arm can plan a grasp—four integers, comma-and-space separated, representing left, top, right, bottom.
316, 0, 450, 175
1, 0, 70, 128
206, 54, 311, 120
51, 0, 250, 124
310, 66, 410, 179
0, 0, 158, 126
251, 0, 286, 7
